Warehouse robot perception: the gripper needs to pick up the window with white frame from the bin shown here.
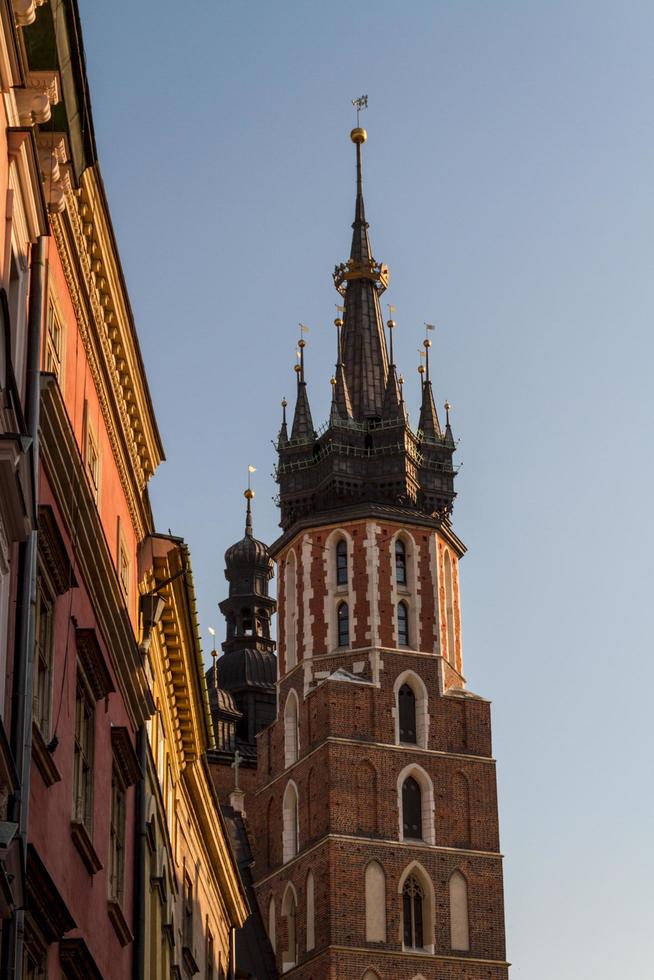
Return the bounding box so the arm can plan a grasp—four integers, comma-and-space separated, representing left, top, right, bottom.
44, 300, 63, 381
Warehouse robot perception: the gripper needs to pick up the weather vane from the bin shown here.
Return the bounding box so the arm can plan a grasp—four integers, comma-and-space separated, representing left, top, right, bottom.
352, 94, 368, 126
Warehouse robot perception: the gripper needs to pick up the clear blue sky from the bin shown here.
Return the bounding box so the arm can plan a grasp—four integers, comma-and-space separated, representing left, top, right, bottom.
80, 2, 653, 976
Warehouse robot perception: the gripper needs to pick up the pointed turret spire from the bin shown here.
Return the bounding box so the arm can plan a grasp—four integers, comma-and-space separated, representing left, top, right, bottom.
290, 339, 314, 442
333, 124, 390, 421
444, 399, 455, 447
331, 316, 353, 421
381, 317, 402, 417
418, 338, 442, 439
278, 397, 288, 445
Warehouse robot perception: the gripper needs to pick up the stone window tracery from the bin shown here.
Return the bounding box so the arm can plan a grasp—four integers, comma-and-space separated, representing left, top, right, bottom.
402, 875, 424, 949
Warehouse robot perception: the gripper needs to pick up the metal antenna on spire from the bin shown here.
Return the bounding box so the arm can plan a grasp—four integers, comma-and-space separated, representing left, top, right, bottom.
352, 94, 368, 126
386, 305, 397, 366
423, 324, 436, 384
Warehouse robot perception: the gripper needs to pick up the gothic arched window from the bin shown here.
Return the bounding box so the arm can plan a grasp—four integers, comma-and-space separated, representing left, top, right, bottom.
284, 692, 299, 768
395, 539, 407, 585
398, 684, 417, 744
281, 885, 297, 971
337, 601, 349, 647
402, 776, 422, 840
282, 782, 299, 863
402, 875, 424, 949
397, 601, 409, 646
336, 539, 348, 586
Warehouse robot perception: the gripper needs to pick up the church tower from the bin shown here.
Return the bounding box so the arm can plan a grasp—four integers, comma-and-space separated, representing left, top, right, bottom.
207, 490, 277, 801
249, 124, 508, 979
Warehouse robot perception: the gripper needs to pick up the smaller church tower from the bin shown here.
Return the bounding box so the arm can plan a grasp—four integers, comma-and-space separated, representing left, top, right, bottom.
207, 490, 277, 802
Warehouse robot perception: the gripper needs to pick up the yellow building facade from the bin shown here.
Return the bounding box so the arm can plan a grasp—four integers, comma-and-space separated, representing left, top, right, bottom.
141, 536, 248, 979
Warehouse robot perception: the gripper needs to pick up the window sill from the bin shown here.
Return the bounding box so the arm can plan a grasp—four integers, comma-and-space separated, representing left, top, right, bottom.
31, 722, 61, 788
402, 944, 434, 955
70, 820, 102, 875
182, 943, 200, 975
108, 899, 133, 947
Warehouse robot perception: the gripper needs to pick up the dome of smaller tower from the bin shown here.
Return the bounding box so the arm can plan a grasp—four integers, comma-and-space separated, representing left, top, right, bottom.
224, 489, 272, 572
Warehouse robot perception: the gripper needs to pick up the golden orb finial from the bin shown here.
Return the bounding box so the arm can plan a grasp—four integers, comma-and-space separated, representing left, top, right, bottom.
244, 488, 255, 500
334, 317, 343, 328
298, 338, 306, 348
294, 363, 301, 373
330, 376, 337, 386
350, 127, 367, 145
387, 319, 396, 329
418, 364, 426, 375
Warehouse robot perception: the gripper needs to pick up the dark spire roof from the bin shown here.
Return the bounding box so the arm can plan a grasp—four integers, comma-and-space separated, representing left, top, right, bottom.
278, 397, 288, 445
444, 400, 455, 447
382, 317, 403, 418
418, 341, 441, 439
334, 130, 390, 421
224, 492, 271, 570
290, 340, 314, 442
276, 126, 458, 532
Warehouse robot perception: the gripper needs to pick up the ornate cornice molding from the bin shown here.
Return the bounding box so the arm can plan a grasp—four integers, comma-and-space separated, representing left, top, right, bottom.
50, 210, 147, 539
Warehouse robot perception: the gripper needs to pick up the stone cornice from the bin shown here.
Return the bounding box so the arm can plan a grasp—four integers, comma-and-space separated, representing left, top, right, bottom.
254, 833, 504, 889
50, 163, 163, 538
255, 734, 496, 797
270, 505, 467, 560
153, 544, 211, 770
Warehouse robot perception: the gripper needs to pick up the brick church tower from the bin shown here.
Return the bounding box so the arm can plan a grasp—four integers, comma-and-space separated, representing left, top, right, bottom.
214, 124, 509, 979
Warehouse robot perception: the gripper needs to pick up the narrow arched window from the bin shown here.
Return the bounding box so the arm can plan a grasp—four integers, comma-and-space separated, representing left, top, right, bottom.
336, 539, 348, 585
282, 782, 299, 862
398, 684, 417, 743
397, 601, 409, 646
267, 896, 276, 952
402, 876, 424, 949
337, 601, 349, 647
395, 539, 407, 585
402, 777, 422, 839
449, 871, 470, 950
284, 693, 299, 768
281, 886, 297, 971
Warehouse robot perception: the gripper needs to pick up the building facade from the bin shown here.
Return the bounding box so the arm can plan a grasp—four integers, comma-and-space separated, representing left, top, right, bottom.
210, 126, 509, 979
0, 2, 248, 977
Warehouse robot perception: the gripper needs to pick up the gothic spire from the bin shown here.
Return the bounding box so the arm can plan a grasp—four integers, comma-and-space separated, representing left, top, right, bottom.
331, 316, 353, 421
290, 339, 314, 442
418, 338, 441, 439
381, 316, 402, 417
333, 128, 390, 421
